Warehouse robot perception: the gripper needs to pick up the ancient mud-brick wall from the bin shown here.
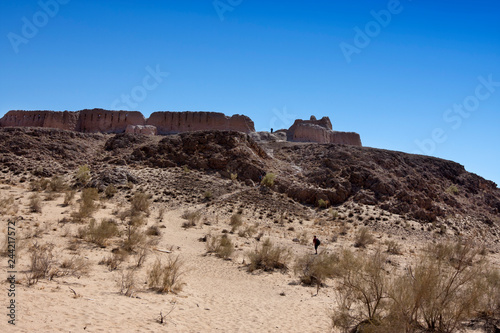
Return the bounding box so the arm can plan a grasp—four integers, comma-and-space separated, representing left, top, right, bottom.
77, 109, 145, 133
146, 111, 255, 134
0, 110, 80, 131
287, 116, 362, 146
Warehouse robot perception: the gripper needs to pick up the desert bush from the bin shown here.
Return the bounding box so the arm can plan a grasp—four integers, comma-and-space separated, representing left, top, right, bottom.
157, 206, 165, 221
204, 191, 213, 200
104, 184, 117, 198
131, 191, 150, 216
148, 256, 186, 294
229, 213, 243, 232
26, 242, 55, 285
206, 234, 234, 259
99, 251, 127, 271
59, 256, 90, 277
480, 268, 500, 320
146, 225, 161, 236
317, 199, 329, 209
181, 210, 201, 228
75, 165, 91, 186
331, 249, 388, 333
247, 238, 291, 272
63, 190, 76, 207
385, 240, 403, 255
238, 224, 257, 238
122, 226, 145, 252
78, 218, 119, 247
354, 227, 375, 248
119, 269, 137, 297
30, 178, 50, 192
0, 195, 17, 215
230, 173, 238, 181
48, 175, 66, 192
261, 172, 276, 188
29, 193, 42, 213
447, 184, 459, 195
71, 188, 99, 222
295, 251, 339, 292
385, 241, 487, 333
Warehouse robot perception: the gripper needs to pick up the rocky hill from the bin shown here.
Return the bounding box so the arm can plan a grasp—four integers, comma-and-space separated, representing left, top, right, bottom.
0, 127, 498, 242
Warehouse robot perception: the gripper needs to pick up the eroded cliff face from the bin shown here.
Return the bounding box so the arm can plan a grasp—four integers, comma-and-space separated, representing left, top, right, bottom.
146, 111, 254, 134
287, 116, 362, 146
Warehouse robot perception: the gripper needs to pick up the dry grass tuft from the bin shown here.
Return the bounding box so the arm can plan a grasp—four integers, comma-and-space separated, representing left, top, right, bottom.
247, 238, 291, 273
354, 227, 375, 248
28, 193, 42, 213
294, 251, 339, 292
78, 218, 119, 247
148, 256, 186, 294
206, 234, 234, 259
181, 210, 201, 229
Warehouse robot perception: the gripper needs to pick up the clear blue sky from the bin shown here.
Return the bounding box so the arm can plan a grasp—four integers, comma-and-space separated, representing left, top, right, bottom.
1, 0, 499, 186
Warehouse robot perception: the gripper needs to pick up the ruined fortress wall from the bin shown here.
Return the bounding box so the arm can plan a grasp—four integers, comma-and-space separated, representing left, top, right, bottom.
0, 110, 255, 134
146, 111, 255, 134
286, 116, 362, 146
0, 110, 80, 131
329, 131, 362, 146
77, 109, 145, 133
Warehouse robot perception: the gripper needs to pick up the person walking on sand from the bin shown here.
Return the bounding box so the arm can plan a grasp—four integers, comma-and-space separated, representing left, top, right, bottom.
313, 236, 320, 254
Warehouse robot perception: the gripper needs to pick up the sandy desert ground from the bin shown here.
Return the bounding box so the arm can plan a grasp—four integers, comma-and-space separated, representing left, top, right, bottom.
1, 168, 499, 333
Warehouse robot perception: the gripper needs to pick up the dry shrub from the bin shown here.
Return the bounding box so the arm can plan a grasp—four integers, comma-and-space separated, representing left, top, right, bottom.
71, 188, 99, 222
385, 240, 403, 255
354, 227, 375, 248
122, 226, 146, 253
230, 213, 243, 232
30, 178, 50, 192
29, 193, 42, 213
59, 256, 90, 277
294, 251, 339, 292
181, 210, 201, 229
131, 191, 150, 216
386, 241, 488, 333
75, 165, 91, 186
238, 224, 257, 238
0, 195, 17, 215
480, 268, 500, 320
119, 269, 137, 297
105, 184, 117, 198
206, 234, 234, 259
247, 238, 291, 272
146, 225, 161, 236
26, 242, 55, 285
157, 206, 165, 221
63, 190, 76, 207
331, 249, 388, 333
78, 218, 119, 247
99, 250, 127, 271
48, 175, 66, 192
148, 256, 186, 294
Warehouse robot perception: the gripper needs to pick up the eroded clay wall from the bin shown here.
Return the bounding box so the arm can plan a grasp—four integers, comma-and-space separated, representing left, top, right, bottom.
0, 110, 79, 131
77, 109, 145, 133
147, 111, 255, 134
